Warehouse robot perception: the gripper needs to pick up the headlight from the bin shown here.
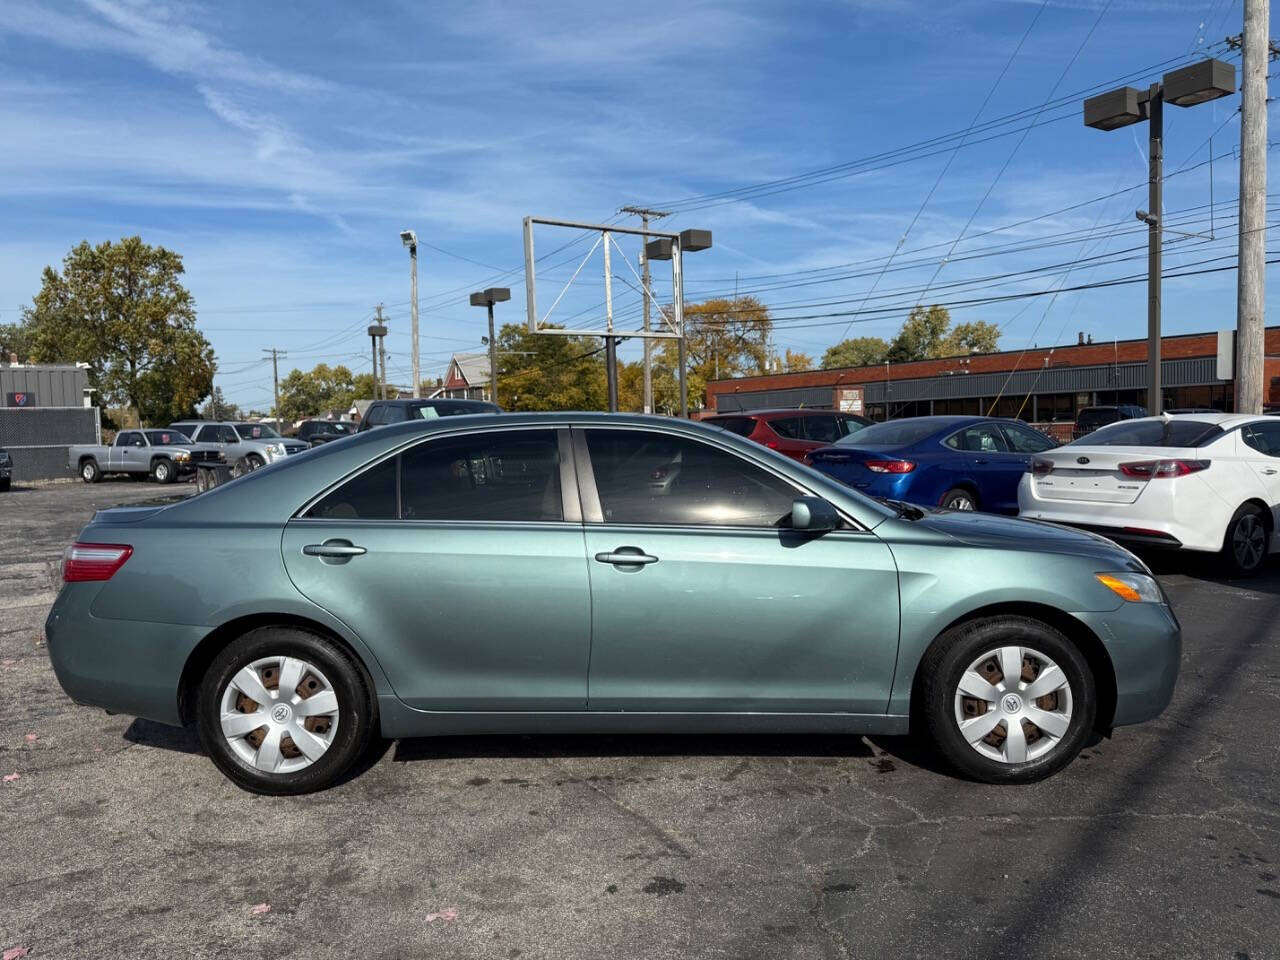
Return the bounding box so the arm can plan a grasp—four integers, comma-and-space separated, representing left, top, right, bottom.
1096, 572, 1163, 603
268, 443, 286, 457
173, 451, 191, 461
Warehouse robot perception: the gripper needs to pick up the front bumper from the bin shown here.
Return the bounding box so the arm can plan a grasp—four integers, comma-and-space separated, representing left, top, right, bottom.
45, 584, 203, 726
1076, 600, 1182, 727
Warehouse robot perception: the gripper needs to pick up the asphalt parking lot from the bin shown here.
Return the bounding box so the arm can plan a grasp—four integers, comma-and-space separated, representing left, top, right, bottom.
2, 480, 1278, 960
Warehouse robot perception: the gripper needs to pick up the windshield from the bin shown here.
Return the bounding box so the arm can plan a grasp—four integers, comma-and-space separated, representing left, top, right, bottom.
412, 402, 496, 419
835, 419, 938, 447
234, 423, 282, 440
145, 430, 192, 446
1071, 418, 1222, 448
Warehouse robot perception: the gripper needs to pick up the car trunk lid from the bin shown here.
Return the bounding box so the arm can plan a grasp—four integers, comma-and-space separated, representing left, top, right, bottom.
1028, 447, 1154, 504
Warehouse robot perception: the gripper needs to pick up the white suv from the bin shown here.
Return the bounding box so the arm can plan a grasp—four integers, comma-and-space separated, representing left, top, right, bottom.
1018, 413, 1280, 576
170, 420, 309, 470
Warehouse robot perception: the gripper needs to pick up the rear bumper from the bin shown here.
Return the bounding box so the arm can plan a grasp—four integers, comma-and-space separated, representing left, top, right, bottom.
45, 584, 201, 726
1076, 601, 1182, 727
1018, 473, 1227, 552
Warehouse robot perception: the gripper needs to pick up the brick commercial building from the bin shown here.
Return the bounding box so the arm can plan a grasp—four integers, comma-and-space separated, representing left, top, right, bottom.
705, 328, 1280, 425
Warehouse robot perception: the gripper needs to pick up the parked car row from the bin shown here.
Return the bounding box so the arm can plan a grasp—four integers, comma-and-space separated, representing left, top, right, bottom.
47, 412, 1181, 794
68, 429, 224, 484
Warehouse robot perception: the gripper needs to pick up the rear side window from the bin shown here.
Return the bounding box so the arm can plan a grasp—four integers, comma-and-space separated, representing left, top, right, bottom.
707, 417, 756, 437
1242, 422, 1280, 457
767, 416, 803, 439
1074, 419, 1223, 448
400, 430, 562, 521
802, 414, 841, 444
306, 457, 397, 520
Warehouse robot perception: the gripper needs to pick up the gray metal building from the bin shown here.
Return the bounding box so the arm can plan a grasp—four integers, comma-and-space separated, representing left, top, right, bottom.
0, 365, 100, 482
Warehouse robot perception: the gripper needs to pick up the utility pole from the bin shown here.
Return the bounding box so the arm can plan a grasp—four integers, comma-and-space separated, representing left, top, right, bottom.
1236, 0, 1270, 413
400, 230, 421, 397
368, 304, 388, 402
620, 206, 671, 414
1146, 85, 1163, 416
603, 230, 618, 412
262, 347, 285, 432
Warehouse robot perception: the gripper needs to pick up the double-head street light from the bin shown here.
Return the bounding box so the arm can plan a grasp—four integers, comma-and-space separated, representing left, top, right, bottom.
469, 287, 511, 403
645, 228, 713, 418
400, 229, 420, 397
1083, 59, 1235, 415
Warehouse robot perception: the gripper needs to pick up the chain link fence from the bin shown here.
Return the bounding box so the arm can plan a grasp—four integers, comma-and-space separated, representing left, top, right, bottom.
0, 408, 100, 482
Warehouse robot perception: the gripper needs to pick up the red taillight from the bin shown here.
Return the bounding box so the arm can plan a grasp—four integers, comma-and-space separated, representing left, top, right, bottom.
865, 459, 916, 474
764, 440, 779, 450
1118, 459, 1210, 479
62, 543, 133, 582
1031, 457, 1055, 476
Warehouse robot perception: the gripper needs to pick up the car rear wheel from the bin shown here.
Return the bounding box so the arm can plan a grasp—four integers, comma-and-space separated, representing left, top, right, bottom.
919, 615, 1096, 784
80, 459, 100, 484
1222, 503, 1268, 578
196, 627, 376, 794
151, 459, 174, 484
941, 487, 977, 511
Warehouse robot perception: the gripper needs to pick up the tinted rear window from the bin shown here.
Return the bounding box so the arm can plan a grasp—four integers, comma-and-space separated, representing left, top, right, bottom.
1072, 419, 1223, 448
836, 419, 938, 447
707, 417, 756, 437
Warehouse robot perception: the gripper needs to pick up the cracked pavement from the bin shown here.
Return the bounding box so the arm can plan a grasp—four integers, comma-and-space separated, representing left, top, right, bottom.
2, 480, 1278, 959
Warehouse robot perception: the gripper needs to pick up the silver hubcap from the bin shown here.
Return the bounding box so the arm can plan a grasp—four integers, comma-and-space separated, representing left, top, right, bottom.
1233, 514, 1265, 570
948, 495, 974, 511
953, 645, 1073, 765
156, 463, 169, 480
219, 656, 340, 774
83, 464, 94, 480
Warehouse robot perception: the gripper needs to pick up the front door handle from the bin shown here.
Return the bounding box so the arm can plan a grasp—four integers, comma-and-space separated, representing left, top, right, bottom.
1264, 468, 1278, 475
594, 548, 659, 567
303, 540, 367, 562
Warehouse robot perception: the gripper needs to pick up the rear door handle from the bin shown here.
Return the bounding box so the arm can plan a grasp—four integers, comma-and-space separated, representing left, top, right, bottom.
303, 540, 367, 561
1264, 468, 1278, 475
594, 548, 659, 567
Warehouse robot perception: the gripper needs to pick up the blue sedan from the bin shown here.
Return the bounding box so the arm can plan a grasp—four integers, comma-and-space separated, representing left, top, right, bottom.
806, 415, 1058, 513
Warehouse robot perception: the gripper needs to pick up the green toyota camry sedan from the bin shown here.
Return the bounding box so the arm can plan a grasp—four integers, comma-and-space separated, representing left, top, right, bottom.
46, 413, 1180, 794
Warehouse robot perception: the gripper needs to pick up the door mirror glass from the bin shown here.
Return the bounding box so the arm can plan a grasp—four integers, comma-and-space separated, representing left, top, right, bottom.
790, 496, 838, 533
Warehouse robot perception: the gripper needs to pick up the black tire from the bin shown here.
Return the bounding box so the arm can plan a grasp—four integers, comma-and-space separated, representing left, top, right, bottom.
245, 454, 265, 472
919, 615, 1096, 784
940, 487, 978, 511
194, 470, 208, 494
150, 458, 175, 484
0, 478, 9, 492
196, 627, 376, 795
1222, 503, 1269, 578
80, 459, 101, 484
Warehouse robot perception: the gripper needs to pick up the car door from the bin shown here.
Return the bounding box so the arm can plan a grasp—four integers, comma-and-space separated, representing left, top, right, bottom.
1239, 421, 1280, 534
281, 426, 591, 711
576, 426, 900, 714
944, 424, 1021, 512
763, 415, 811, 460
114, 431, 142, 470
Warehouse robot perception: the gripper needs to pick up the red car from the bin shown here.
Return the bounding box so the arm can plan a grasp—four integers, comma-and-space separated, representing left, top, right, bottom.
703, 408, 872, 461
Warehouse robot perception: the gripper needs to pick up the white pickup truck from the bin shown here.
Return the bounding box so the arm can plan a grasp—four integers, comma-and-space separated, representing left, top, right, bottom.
68, 429, 224, 484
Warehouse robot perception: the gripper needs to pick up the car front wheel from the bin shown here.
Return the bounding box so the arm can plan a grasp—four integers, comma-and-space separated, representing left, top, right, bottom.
151, 459, 174, 484
941, 487, 977, 511
196, 627, 376, 794
920, 615, 1096, 784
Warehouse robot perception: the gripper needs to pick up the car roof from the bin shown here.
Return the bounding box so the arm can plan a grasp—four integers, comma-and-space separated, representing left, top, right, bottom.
375, 398, 495, 406
706, 408, 850, 418
1102, 412, 1259, 428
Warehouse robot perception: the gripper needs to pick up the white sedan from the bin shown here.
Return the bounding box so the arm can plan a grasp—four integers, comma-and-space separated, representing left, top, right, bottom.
1018, 413, 1280, 576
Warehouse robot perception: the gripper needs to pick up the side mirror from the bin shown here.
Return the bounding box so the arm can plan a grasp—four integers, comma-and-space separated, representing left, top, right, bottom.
791, 496, 839, 533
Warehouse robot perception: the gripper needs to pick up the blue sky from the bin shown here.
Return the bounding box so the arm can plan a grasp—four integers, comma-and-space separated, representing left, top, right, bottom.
0, 0, 1268, 410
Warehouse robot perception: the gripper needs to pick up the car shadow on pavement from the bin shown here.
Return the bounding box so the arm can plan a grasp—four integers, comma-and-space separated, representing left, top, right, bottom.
1138, 548, 1280, 596
123, 718, 203, 754
392, 732, 877, 763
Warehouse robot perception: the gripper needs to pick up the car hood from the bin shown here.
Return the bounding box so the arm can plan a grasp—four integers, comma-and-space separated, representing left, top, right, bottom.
913, 509, 1148, 568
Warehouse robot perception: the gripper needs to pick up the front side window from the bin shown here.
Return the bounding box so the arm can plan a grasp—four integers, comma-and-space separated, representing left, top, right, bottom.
235, 423, 281, 440
584, 429, 796, 528
802, 414, 841, 444
1242, 422, 1280, 457
401, 430, 562, 521
945, 425, 1008, 453
145, 430, 192, 446
1000, 423, 1055, 453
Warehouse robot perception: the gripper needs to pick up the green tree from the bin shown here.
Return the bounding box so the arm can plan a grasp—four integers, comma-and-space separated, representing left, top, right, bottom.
821, 336, 890, 369
277, 363, 359, 422
0, 321, 33, 362
21, 237, 214, 424
654, 296, 771, 412
887, 305, 951, 362
200, 387, 241, 421
941, 320, 1001, 357
495, 323, 608, 411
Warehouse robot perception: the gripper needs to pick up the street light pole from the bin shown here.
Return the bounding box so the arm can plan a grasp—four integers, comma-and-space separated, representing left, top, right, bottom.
1237, 0, 1270, 413
400, 230, 420, 398
469, 287, 511, 406
1083, 59, 1236, 416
